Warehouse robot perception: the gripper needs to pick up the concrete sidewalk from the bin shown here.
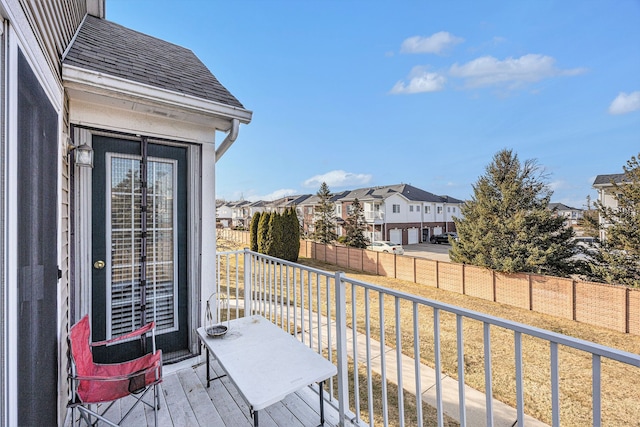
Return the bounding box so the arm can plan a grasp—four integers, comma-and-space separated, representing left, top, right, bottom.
227, 300, 548, 426
296, 314, 548, 427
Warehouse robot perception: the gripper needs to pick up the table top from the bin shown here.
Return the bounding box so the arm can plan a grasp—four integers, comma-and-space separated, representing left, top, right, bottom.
197, 315, 337, 411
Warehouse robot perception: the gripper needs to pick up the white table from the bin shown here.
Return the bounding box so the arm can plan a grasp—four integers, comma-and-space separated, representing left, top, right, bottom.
197, 315, 337, 426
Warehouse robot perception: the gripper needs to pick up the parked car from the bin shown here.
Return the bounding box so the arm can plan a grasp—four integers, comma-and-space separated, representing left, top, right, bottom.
367, 241, 405, 255
430, 232, 458, 244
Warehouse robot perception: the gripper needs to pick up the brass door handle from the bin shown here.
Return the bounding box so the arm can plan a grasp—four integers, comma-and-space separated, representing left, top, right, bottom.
93, 260, 106, 269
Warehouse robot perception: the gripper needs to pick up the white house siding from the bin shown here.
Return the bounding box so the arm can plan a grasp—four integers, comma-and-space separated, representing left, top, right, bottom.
384, 193, 408, 223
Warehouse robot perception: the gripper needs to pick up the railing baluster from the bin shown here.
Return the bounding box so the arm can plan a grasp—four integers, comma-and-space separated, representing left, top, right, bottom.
308, 271, 313, 349
413, 303, 423, 427
293, 267, 298, 338
270, 261, 275, 322
234, 252, 239, 319
456, 314, 467, 427
326, 275, 334, 400
484, 322, 494, 427
317, 273, 322, 354
285, 266, 290, 333
434, 307, 443, 427
307, 273, 317, 348
515, 331, 524, 426
277, 263, 282, 327
300, 268, 305, 345
395, 296, 404, 427
593, 354, 601, 426
379, 293, 389, 427
352, 283, 361, 423
243, 249, 251, 316
334, 271, 348, 426
551, 341, 560, 427
365, 289, 374, 424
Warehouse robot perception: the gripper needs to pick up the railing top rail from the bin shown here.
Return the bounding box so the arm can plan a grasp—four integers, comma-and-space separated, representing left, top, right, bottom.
217, 249, 640, 367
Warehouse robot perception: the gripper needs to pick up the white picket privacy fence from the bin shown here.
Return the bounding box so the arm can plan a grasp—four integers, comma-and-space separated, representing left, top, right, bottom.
216, 249, 640, 427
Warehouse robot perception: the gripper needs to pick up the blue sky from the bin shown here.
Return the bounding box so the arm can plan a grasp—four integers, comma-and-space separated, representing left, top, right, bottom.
107, 1, 640, 208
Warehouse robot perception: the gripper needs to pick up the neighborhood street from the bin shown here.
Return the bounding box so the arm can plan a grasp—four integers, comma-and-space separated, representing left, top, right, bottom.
402, 243, 452, 262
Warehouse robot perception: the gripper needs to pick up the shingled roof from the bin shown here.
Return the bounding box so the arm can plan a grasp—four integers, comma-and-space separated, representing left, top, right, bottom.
593, 173, 629, 186
63, 15, 244, 109
340, 184, 464, 204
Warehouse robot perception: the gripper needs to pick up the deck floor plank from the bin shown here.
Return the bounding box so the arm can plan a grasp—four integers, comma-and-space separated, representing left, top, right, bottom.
144, 383, 173, 427
193, 360, 254, 425
66, 358, 343, 426
177, 366, 225, 426
161, 372, 200, 426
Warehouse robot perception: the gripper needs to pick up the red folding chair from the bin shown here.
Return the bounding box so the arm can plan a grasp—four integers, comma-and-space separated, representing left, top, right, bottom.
68, 315, 163, 426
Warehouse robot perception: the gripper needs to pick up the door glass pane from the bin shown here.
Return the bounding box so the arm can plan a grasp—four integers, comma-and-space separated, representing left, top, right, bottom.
107, 153, 178, 338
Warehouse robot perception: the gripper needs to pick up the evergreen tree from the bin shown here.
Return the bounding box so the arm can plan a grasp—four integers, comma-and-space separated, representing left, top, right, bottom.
311, 182, 338, 244
250, 212, 261, 252
450, 149, 577, 277
283, 207, 300, 261
257, 211, 271, 254
585, 153, 640, 287
265, 212, 284, 258
343, 198, 369, 248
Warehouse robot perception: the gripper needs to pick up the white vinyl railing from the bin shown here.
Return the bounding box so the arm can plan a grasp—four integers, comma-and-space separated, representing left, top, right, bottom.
215, 249, 640, 427
364, 211, 384, 221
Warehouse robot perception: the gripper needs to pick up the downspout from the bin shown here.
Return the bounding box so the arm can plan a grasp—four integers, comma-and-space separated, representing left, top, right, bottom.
215, 118, 239, 163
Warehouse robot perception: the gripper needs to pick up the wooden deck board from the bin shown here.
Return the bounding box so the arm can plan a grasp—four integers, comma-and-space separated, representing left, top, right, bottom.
65, 358, 340, 427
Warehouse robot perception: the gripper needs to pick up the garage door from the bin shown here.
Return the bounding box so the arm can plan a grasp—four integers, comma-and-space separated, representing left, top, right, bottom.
390, 229, 402, 245
408, 228, 419, 244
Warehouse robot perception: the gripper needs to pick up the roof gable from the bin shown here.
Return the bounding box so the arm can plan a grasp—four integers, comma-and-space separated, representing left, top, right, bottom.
63, 15, 244, 109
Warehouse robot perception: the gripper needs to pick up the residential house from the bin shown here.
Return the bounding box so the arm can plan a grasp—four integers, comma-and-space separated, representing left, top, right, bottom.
299, 184, 464, 244
338, 184, 464, 245
1, 1, 251, 425
593, 173, 631, 240
299, 191, 349, 237
548, 202, 583, 226
266, 194, 312, 215
217, 201, 234, 228
217, 199, 262, 229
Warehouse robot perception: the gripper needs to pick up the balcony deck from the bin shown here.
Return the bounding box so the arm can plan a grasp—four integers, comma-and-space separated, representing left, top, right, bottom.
66, 357, 341, 427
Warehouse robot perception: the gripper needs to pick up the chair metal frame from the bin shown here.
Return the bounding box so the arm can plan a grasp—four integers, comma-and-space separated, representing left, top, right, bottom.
67, 315, 163, 427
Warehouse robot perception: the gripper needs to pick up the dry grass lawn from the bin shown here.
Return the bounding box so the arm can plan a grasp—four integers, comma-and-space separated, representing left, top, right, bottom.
217, 238, 640, 426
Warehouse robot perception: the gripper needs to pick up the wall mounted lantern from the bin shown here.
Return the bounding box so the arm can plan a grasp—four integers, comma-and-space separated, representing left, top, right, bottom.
68, 138, 93, 168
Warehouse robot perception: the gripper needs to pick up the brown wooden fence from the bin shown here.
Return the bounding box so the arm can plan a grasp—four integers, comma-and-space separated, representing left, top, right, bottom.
218, 229, 640, 335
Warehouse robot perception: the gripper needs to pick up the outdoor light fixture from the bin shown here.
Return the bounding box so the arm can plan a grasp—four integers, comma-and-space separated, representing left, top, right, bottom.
67, 138, 93, 168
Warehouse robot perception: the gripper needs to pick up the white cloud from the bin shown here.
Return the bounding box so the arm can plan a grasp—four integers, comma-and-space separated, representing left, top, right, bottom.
400, 32, 464, 54
303, 170, 372, 189
548, 180, 568, 192
390, 66, 446, 94
609, 91, 640, 115
449, 54, 586, 89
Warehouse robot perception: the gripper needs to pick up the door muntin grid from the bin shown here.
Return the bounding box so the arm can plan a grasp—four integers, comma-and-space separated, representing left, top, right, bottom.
106, 152, 179, 339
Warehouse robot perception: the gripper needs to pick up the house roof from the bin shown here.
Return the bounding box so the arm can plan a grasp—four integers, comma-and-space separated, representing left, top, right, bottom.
63, 15, 244, 109
340, 184, 464, 204
549, 202, 579, 211
269, 195, 312, 208
593, 173, 629, 187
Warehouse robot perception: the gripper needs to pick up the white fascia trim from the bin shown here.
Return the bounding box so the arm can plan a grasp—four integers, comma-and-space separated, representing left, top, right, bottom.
62, 64, 253, 126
